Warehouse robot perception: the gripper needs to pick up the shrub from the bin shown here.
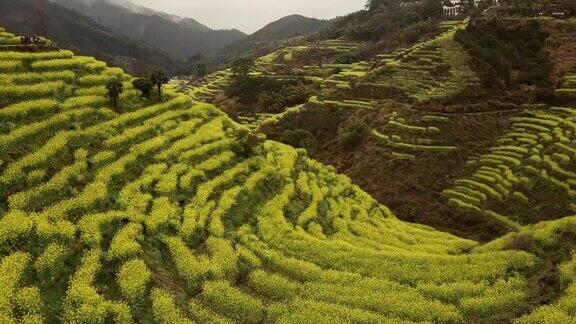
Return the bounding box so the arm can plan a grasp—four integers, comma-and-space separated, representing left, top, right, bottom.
132, 78, 153, 98
118, 259, 151, 304
231, 58, 254, 77
200, 280, 264, 323
339, 120, 370, 150
280, 129, 316, 151
455, 19, 550, 89
232, 128, 266, 157
151, 288, 192, 323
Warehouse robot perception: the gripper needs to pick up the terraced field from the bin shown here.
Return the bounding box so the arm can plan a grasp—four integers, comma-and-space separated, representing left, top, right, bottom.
172, 70, 232, 102
170, 39, 368, 130
443, 64, 576, 230
0, 28, 20, 45
444, 106, 576, 228
371, 111, 456, 161
366, 21, 480, 104
3, 27, 576, 323
556, 74, 576, 102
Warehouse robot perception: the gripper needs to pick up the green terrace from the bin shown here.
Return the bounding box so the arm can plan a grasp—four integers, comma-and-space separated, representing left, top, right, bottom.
277, 40, 362, 64
556, 74, 576, 101
371, 111, 456, 162
366, 22, 480, 104
308, 96, 376, 109
0, 29, 20, 45
444, 106, 576, 230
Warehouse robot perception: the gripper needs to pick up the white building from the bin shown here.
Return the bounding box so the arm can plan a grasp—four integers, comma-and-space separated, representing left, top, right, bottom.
443, 5, 462, 16
443, 0, 466, 17
442, 0, 485, 17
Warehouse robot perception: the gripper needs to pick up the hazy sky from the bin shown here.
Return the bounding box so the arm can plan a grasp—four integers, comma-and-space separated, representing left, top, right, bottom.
129, 0, 366, 34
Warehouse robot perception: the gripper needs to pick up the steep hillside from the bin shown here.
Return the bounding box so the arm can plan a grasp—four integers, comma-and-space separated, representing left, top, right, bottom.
3, 26, 576, 323
0, 0, 183, 75
315, 0, 444, 49
173, 18, 576, 243
224, 15, 329, 55
51, 0, 247, 58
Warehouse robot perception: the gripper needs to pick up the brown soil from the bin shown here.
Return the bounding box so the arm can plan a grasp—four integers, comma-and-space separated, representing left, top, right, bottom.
264, 101, 518, 241
541, 20, 576, 85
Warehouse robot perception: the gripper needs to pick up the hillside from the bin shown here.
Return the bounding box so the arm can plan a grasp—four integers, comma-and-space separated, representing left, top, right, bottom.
314, 0, 444, 49
2, 25, 576, 323
0, 0, 183, 75
224, 15, 329, 55
173, 16, 576, 243
51, 0, 247, 59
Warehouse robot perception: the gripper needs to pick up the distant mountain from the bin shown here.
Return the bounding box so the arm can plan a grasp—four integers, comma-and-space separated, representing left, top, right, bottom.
51, 0, 247, 59
0, 0, 183, 75
224, 14, 329, 54
248, 14, 328, 43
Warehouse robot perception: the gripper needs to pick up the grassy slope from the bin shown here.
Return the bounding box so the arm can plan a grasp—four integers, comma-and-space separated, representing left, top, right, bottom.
1, 26, 576, 323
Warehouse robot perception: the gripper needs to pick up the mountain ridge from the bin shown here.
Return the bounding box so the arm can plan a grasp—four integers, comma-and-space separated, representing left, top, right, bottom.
51, 0, 247, 59
223, 14, 329, 55
0, 0, 184, 74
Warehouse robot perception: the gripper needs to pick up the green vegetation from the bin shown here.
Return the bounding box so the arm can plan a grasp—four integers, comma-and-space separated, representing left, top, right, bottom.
226, 76, 316, 114
106, 79, 124, 109
367, 22, 481, 103
556, 74, 576, 102
321, 0, 444, 47
3, 8, 576, 323
455, 18, 550, 89
444, 107, 576, 229
150, 71, 169, 101
132, 78, 153, 99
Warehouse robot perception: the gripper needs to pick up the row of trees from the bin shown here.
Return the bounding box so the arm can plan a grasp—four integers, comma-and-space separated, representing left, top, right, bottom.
106, 71, 169, 109
364, 0, 444, 17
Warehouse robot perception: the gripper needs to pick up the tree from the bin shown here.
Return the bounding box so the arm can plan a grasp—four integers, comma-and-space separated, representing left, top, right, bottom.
195, 63, 207, 78
365, 0, 399, 11
231, 58, 254, 77
417, 0, 444, 19
106, 79, 124, 109
132, 78, 153, 98
149, 71, 169, 101
185, 53, 202, 74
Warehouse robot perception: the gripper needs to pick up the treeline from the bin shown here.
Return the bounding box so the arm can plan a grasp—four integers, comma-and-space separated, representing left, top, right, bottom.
454, 19, 551, 90
314, 0, 445, 50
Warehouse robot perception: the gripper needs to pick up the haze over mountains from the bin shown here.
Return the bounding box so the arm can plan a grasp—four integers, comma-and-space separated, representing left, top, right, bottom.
51, 0, 247, 59
224, 15, 329, 54
129, 0, 366, 33
0, 0, 333, 74
0, 0, 183, 74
